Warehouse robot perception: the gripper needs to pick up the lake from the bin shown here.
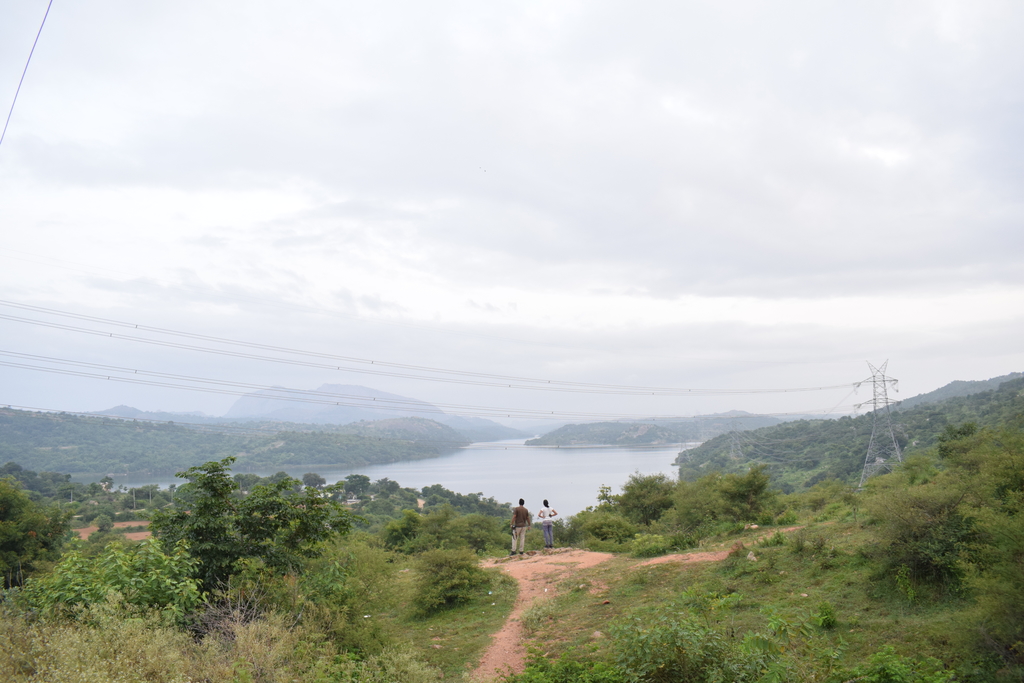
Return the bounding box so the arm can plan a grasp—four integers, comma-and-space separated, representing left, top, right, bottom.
91, 439, 697, 517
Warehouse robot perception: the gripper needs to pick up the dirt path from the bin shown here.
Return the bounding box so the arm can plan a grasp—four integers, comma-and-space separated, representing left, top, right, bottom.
636, 525, 805, 567
472, 549, 614, 681
473, 526, 808, 679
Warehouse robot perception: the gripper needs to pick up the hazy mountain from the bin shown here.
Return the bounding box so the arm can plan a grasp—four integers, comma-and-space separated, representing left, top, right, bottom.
432, 415, 530, 442
223, 384, 441, 423
94, 405, 220, 423
94, 385, 527, 442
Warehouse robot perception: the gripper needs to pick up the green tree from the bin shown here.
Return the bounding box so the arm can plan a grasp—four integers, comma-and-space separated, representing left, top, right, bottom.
94, 513, 114, 533
345, 474, 371, 497
616, 472, 675, 526
381, 509, 422, 552
0, 478, 71, 588
151, 458, 355, 588
302, 472, 327, 489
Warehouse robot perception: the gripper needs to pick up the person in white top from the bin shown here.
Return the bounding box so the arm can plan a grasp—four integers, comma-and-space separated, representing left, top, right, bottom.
538, 499, 558, 548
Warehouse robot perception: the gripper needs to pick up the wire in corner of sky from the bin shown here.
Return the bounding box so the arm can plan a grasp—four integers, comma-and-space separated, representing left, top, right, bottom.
0, 0, 55, 150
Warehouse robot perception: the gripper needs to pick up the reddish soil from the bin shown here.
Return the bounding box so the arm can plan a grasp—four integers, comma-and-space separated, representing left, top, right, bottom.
638, 526, 804, 566
473, 527, 808, 679
74, 519, 151, 540
472, 549, 614, 681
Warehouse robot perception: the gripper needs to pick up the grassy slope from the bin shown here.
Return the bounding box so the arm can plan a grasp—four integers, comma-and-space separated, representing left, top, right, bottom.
486, 515, 983, 677
376, 563, 518, 679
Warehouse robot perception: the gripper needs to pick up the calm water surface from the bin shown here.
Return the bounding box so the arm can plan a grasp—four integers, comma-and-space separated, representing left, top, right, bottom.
94, 439, 697, 517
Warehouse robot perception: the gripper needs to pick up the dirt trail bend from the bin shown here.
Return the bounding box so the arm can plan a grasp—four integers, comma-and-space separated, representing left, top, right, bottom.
472, 549, 614, 681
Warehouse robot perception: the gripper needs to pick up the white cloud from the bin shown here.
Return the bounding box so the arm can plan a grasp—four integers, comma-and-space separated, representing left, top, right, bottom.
0, 0, 1022, 418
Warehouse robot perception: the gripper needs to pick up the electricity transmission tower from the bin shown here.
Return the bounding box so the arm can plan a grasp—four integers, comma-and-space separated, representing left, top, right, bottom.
858, 361, 902, 487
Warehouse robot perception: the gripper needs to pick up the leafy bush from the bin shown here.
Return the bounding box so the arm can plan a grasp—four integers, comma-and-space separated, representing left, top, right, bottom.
151, 458, 354, 588
615, 473, 675, 526
610, 609, 732, 683
815, 601, 837, 630
630, 533, 673, 558
23, 538, 203, 620
849, 646, 955, 683
868, 482, 979, 595
576, 511, 638, 544
0, 478, 71, 588
673, 466, 778, 530
775, 510, 797, 525
501, 653, 626, 682
93, 513, 114, 533
412, 548, 490, 616
758, 531, 787, 547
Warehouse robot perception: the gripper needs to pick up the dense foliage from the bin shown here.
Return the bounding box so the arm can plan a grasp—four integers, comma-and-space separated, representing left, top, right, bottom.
0, 478, 70, 588
526, 414, 782, 447
151, 457, 354, 587
0, 408, 468, 474
676, 376, 1024, 490
1, 372, 1023, 682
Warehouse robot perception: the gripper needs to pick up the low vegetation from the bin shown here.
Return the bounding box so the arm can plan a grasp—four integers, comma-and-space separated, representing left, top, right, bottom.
0, 377, 1022, 681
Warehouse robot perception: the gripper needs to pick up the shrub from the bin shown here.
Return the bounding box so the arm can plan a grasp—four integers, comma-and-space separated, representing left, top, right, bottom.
868, 483, 979, 595
849, 645, 955, 683
24, 538, 203, 620
577, 511, 638, 544
616, 472, 675, 526
816, 601, 838, 630
151, 458, 354, 589
758, 531, 787, 547
412, 548, 490, 615
0, 478, 71, 588
776, 510, 798, 525
501, 652, 626, 682
610, 609, 733, 683
630, 533, 673, 558
94, 514, 114, 533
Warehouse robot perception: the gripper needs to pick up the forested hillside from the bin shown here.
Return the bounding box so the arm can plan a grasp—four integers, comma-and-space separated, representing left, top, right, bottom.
527, 413, 782, 446
0, 409, 466, 474
676, 376, 1024, 490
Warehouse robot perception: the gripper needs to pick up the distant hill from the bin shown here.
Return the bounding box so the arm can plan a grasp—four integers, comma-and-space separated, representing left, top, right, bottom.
526, 422, 686, 446
0, 408, 469, 475
675, 375, 1024, 491
94, 385, 528, 443
526, 412, 785, 447
896, 371, 1022, 410
223, 384, 443, 423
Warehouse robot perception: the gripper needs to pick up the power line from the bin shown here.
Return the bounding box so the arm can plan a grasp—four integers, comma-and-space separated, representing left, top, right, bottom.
1, 0, 54, 149
0, 351, 863, 422
0, 300, 860, 397
859, 360, 903, 486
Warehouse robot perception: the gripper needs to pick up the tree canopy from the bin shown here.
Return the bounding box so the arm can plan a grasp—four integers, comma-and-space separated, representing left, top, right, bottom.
151, 457, 355, 588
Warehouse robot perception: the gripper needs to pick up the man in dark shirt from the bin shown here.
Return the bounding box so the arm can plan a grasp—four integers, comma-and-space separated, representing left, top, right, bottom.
510, 498, 531, 556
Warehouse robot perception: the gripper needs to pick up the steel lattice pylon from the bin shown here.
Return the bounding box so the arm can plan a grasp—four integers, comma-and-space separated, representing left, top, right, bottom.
858, 361, 902, 487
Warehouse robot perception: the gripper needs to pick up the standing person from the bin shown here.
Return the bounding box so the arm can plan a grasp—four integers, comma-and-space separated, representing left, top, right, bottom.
538, 499, 558, 549
510, 498, 531, 556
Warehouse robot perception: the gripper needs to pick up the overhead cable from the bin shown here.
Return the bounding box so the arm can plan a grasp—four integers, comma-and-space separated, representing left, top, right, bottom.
0, 351, 862, 422
0, 300, 860, 396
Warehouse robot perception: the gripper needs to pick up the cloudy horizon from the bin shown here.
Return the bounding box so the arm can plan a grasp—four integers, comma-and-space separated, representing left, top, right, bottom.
1, 1, 1022, 425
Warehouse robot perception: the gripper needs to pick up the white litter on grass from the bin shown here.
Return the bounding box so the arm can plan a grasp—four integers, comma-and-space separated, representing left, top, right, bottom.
363, 615, 370, 618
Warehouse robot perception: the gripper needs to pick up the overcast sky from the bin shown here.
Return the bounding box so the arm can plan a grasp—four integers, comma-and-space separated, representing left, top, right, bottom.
1, 0, 1022, 425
